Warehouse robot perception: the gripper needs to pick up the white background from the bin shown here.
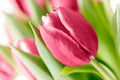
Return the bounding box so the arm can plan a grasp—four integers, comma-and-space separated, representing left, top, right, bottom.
0, 0, 120, 80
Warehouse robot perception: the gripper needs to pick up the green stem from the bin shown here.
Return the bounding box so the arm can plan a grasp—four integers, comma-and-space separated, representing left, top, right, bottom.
90, 58, 115, 80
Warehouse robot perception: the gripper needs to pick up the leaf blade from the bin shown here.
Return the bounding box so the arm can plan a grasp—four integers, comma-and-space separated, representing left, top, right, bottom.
10, 44, 53, 80
5, 13, 34, 41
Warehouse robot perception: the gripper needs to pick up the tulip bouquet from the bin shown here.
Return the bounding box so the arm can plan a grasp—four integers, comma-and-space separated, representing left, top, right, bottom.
0, 0, 120, 80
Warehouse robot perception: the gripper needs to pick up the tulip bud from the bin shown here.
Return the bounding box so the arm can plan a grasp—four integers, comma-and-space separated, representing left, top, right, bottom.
0, 55, 14, 80
40, 7, 98, 66
11, 38, 39, 80
49, 0, 79, 11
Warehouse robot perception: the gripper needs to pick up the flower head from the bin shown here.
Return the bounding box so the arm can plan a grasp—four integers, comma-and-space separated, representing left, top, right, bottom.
40, 7, 98, 66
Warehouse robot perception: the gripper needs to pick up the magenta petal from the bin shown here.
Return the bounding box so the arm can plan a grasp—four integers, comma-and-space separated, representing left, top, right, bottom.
40, 15, 90, 66
14, 38, 39, 56
58, 7, 98, 57
50, 0, 79, 11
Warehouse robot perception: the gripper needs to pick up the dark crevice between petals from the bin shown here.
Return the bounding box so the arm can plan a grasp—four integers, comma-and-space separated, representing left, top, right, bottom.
67, 34, 92, 59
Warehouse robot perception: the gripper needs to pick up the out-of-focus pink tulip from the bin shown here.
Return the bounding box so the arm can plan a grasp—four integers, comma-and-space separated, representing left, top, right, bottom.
40, 7, 98, 66
10, 0, 46, 16
49, 0, 79, 11
0, 55, 14, 80
11, 38, 39, 80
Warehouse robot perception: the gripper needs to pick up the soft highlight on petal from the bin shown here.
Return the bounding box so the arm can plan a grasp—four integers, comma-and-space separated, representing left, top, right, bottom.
15, 38, 39, 55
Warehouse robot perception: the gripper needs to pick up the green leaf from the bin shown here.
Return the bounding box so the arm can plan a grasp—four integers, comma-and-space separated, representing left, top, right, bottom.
60, 64, 101, 78
78, 0, 120, 79
30, 23, 84, 80
5, 13, 34, 41
71, 73, 102, 80
61, 63, 116, 80
0, 45, 15, 68
26, 0, 47, 26
10, 44, 53, 80
113, 5, 120, 56
45, 0, 52, 12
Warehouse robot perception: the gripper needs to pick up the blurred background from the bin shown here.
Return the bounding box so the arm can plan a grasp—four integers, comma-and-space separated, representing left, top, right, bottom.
0, 0, 120, 80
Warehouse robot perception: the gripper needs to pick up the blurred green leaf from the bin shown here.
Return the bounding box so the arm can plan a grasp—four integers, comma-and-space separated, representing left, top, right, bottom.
113, 5, 120, 56
5, 14, 34, 41
0, 45, 15, 68
26, 0, 47, 26
30, 23, 85, 80
45, 0, 52, 12
78, 0, 120, 79
10, 44, 53, 80
69, 73, 102, 80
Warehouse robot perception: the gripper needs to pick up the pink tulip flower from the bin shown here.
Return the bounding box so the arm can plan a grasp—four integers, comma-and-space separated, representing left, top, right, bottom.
0, 55, 14, 80
40, 7, 98, 66
49, 0, 79, 11
11, 38, 39, 80
10, 0, 46, 16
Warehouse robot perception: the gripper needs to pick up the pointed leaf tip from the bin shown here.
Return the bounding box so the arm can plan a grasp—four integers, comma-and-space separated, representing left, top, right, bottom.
29, 22, 40, 37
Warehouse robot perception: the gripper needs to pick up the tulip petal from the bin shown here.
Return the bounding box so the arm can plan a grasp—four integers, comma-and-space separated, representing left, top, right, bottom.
40, 14, 90, 66
58, 7, 98, 57
50, 0, 79, 11
14, 39, 39, 55
15, 0, 30, 16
